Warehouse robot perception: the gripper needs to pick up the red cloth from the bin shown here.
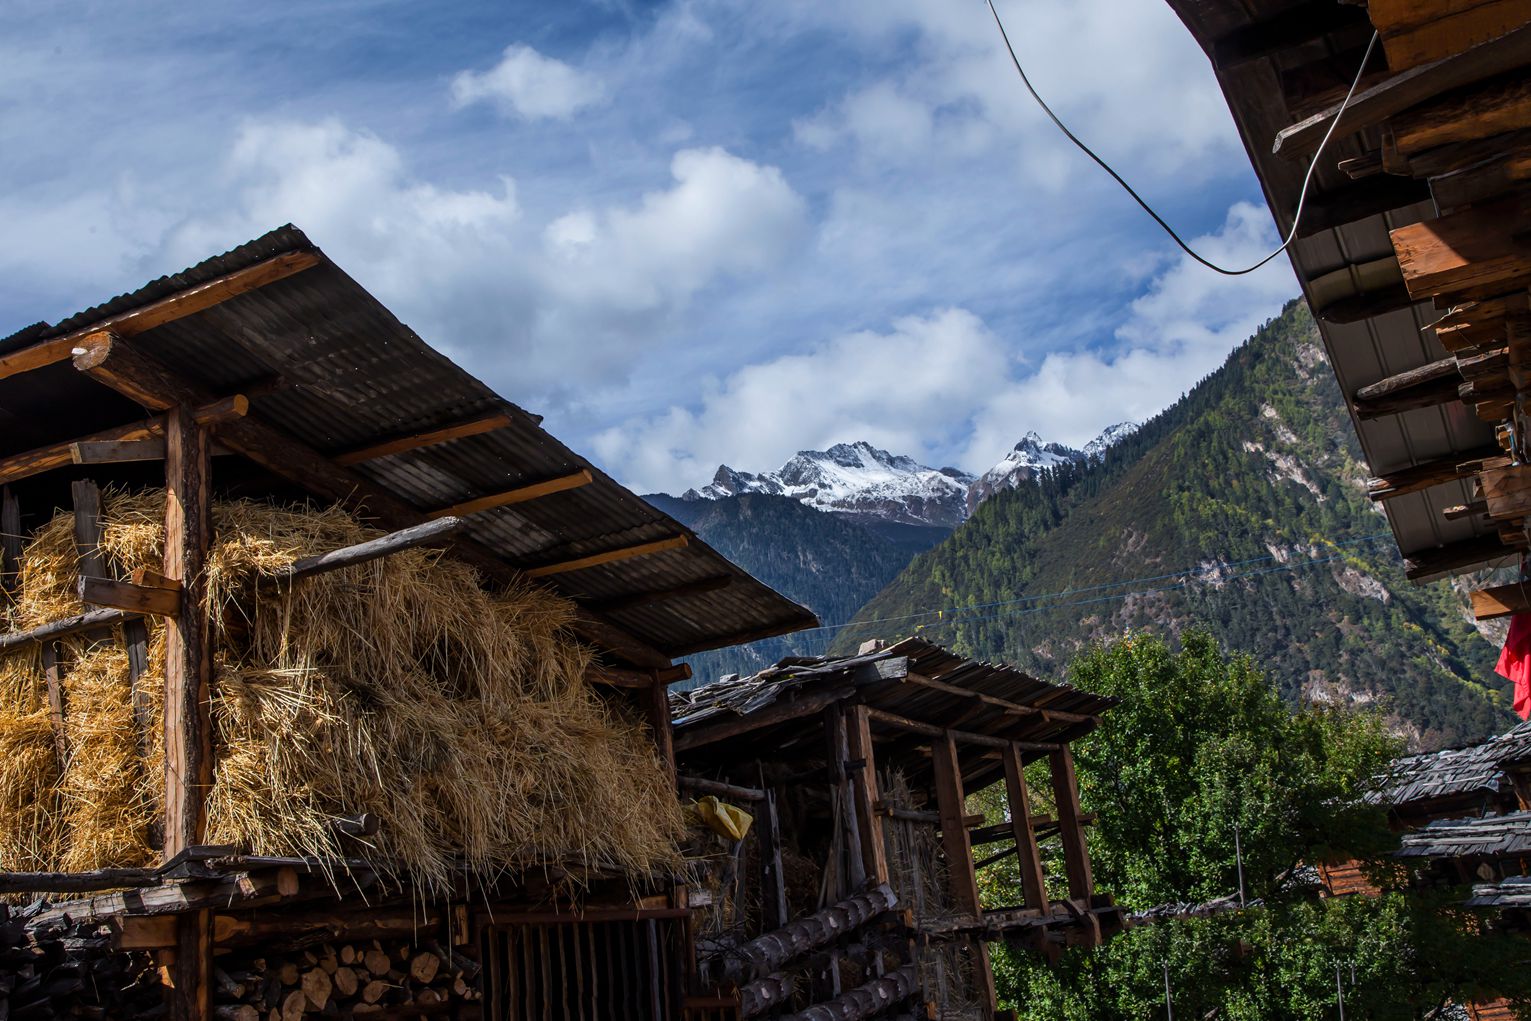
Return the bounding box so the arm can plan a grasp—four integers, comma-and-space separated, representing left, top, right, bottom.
1495, 613, 1531, 720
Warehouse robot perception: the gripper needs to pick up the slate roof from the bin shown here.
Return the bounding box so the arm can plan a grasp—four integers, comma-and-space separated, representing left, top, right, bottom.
1370, 722, 1531, 808
1396, 811, 1531, 859
1468, 875, 1531, 909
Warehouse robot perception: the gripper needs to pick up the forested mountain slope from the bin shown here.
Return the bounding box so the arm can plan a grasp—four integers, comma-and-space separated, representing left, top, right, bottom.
838, 301, 1512, 748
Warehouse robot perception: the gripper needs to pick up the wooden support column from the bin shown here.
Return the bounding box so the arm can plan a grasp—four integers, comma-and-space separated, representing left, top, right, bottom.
645, 672, 676, 784
1, 485, 19, 601
931, 730, 997, 1010
1048, 747, 1094, 905
825, 707, 867, 898
41, 642, 67, 766
1002, 743, 1049, 913
161, 404, 212, 1021
759, 785, 789, 931
845, 704, 890, 887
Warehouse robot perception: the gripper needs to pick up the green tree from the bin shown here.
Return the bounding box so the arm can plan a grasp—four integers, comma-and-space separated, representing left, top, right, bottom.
993, 631, 1531, 1020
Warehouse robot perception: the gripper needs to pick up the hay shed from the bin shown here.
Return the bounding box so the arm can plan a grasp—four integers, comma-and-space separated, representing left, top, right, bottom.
0, 225, 816, 1021
670, 638, 1125, 1020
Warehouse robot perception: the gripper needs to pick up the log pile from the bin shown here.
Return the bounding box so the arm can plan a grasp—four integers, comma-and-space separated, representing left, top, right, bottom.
212, 938, 482, 1021
0, 902, 161, 1020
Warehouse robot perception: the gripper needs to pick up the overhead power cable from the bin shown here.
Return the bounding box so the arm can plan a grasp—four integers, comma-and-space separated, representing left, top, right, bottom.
985, 0, 1381, 276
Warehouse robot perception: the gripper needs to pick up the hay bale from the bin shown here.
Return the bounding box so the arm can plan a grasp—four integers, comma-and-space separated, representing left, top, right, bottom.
0, 491, 683, 889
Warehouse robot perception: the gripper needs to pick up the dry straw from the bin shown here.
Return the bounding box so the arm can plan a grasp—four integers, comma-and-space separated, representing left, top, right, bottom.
0, 491, 682, 892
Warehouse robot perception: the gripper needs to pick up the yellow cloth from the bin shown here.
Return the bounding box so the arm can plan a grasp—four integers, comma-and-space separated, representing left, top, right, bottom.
696, 795, 753, 841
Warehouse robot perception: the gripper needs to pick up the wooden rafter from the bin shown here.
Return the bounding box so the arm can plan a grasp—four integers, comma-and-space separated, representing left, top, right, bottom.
1366, 444, 1504, 500
426, 469, 593, 520
1273, 22, 1531, 159
1404, 533, 1523, 580
66, 331, 676, 669
523, 534, 688, 578
0, 251, 318, 384
334, 410, 514, 465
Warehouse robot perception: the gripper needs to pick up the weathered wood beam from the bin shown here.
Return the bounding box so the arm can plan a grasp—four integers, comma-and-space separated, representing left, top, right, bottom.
1003, 742, 1049, 913
931, 731, 996, 1007
68, 332, 676, 669
523, 534, 689, 578
1354, 378, 1465, 419
42, 642, 66, 766
584, 574, 733, 614
1355, 357, 1463, 402
1370, 0, 1531, 72
719, 884, 898, 986
1481, 463, 1531, 520
1314, 282, 1417, 324
71, 438, 167, 464
646, 669, 676, 784
1405, 533, 1523, 580
334, 411, 514, 465
1396, 71, 1531, 156
1048, 747, 1094, 905
1, 484, 19, 599
825, 706, 865, 897
0, 252, 318, 385
1471, 582, 1531, 620
846, 704, 890, 887
78, 576, 181, 617
0, 607, 135, 650
905, 672, 1097, 725
861, 705, 1058, 752
0, 867, 164, 894
774, 965, 919, 1021
1367, 444, 1504, 500
0, 396, 247, 486
676, 775, 767, 802
426, 469, 593, 520
1209, 0, 1369, 69
1273, 22, 1531, 159
265, 517, 464, 585
1391, 197, 1531, 300
673, 685, 857, 753
759, 786, 789, 932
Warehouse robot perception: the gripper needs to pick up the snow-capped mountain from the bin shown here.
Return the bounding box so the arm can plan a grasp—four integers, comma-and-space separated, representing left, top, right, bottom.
679, 424, 1138, 528
683, 441, 976, 527
964, 432, 1084, 513
1083, 421, 1140, 459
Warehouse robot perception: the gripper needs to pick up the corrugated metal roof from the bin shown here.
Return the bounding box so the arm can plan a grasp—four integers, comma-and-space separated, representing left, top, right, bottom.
0, 226, 817, 659
671, 636, 1117, 787
1162, 0, 1508, 579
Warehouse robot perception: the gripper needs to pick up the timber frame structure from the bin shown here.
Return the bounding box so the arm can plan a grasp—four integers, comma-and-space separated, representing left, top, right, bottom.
0, 225, 817, 1020
671, 638, 1124, 1021
1158, 1, 1531, 601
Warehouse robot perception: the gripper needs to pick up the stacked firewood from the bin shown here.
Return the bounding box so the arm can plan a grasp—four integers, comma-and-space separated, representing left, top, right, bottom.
214, 938, 482, 1020
0, 902, 161, 1020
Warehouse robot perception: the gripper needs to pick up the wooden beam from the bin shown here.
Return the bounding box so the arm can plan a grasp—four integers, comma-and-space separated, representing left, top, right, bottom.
1354, 378, 1463, 419
0, 252, 318, 387
265, 517, 464, 585
162, 404, 212, 859
846, 704, 890, 887
862, 705, 1059, 752
646, 671, 676, 785
1367, 443, 1504, 499
72, 479, 106, 583
41, 642, 67, 766
1273, 22, 1531, 159
0, 396, 247, 487
1480, 464, 1531, 520
1370, 0, 1531, 72
426, 469, 593, 520
334, 411, 514, 465
1314, 282, 1417, 324
905, 673, 1098, 726
1471, 582, 1531, 620
931, 730, 997, 1008
1048, 747, 1094, 904
78, 577, 180, 617
759, 787, 790, 932
523, 534, 688, 578
826, 706, 866, 896
0, 608, 136, 650
673, 684, 857, 753
67, 332, 676, 669
1405, 533, 1522, 579
1355, 357, 1462, 402
71, 438, 167, 464
1003, 742, 1049, 913
1, 485, 19, 600
1391, 198, 1531, 300
585, 575, 733, 615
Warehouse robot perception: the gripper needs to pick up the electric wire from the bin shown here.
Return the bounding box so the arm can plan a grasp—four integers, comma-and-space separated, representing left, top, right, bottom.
985, 0, 1381, 275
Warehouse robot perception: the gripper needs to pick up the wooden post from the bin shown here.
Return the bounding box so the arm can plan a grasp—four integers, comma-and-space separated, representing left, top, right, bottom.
1002, 743, 1049, 912
71, 480, 105, 582
41, 642, 67, 766
931, 730, 996, 1010
846, 704, 890, 887
825, 707, 867, 897
1, 484, 19, 600
759, 786, 789, 931
645, 673, 676, 784
162, 405, 212, 1021
1048, 746, 1094, 903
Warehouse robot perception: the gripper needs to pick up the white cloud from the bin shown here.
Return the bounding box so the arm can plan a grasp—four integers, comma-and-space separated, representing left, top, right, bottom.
602, 202, 1296, 493
451, 44, 606, 120
158, 121, 807, 411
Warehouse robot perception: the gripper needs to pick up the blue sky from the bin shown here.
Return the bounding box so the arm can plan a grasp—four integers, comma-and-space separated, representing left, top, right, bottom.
0, 0, 1298, 493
